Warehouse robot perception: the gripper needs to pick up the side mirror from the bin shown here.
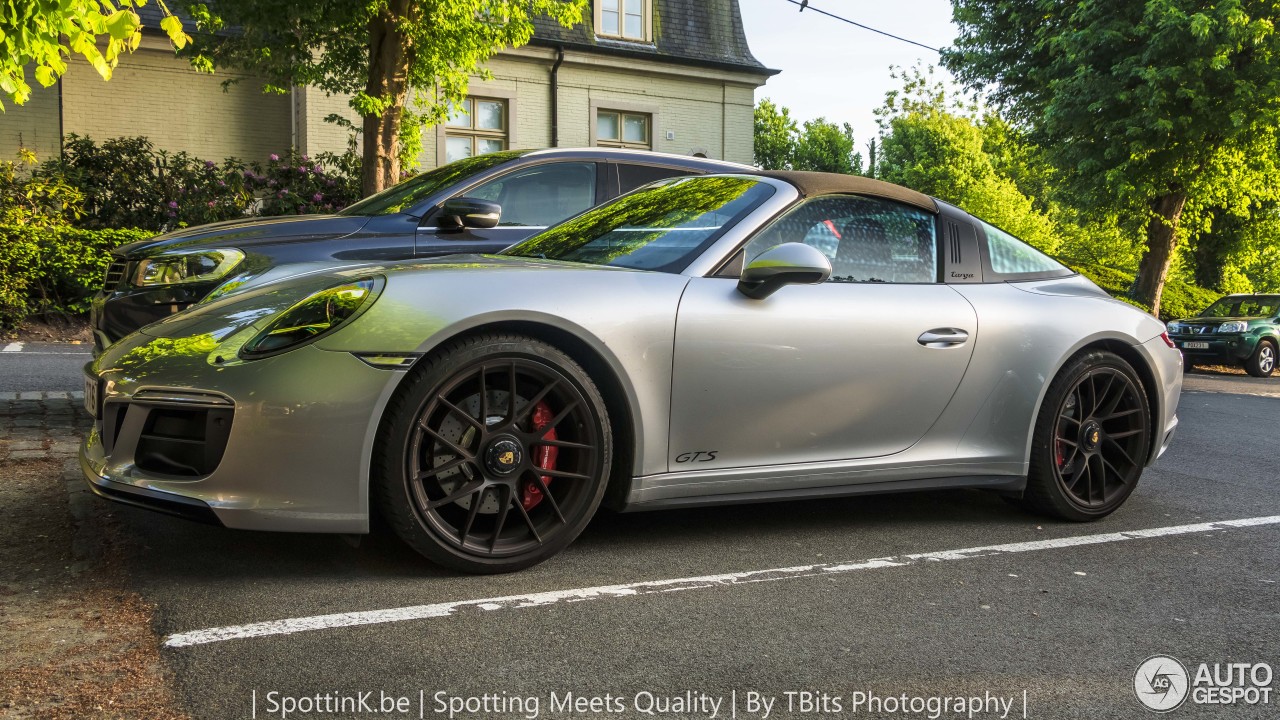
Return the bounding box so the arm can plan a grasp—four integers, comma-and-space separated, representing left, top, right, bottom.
438, 197, 501, 230
737, 243, 832, 299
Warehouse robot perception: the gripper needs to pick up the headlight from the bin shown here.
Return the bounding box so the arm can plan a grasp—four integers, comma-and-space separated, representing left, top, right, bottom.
240, 278, 380, 358
1218, 321, 1248, 333
1166, 322, 1183, 333
132, 249, 245, 287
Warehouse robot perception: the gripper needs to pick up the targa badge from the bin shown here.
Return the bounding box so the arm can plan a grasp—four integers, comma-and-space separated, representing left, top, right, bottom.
1135, 655, 1189, 712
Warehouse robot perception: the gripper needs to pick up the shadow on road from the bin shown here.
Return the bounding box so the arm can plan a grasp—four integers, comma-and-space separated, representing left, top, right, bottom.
108, 486, 1027, 583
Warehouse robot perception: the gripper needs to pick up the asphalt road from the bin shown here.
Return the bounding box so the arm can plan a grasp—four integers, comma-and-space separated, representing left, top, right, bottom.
31, 360, 1262, 720
0, 341, 92, 393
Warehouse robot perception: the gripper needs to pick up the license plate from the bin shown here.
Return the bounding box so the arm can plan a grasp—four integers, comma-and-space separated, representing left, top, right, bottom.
1182, 341, 1209, 350
83, 374, 100, 418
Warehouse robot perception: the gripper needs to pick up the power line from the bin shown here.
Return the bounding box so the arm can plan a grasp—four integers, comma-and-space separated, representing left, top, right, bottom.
779, 0, 942, 53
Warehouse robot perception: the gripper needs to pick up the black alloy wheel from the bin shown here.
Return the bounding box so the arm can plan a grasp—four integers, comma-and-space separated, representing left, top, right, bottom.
375, 334, 612, 573
1021, 350, 1151, 521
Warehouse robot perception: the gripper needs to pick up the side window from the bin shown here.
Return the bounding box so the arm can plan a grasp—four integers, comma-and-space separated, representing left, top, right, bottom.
743, 195, 937, 283
981, 221, 1067, 275
617, 164, 694, 194
466, 163, 596, 227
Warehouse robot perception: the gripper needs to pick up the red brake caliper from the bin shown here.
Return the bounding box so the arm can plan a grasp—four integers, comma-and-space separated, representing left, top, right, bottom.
522, 401, 558, 510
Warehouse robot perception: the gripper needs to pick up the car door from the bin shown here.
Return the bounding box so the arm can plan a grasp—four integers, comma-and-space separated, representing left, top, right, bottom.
668, 194, 978, 471
415, 161, 602, 255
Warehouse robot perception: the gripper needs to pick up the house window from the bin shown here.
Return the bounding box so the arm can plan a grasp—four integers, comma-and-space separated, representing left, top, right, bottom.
597, 0, 650, 41
596, 110, 651, 150
445, 97, 507, 163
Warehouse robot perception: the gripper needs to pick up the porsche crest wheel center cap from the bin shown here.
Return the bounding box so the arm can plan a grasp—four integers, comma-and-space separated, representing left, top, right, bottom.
1081, 421, 1102, 452
484, 437, 523, 476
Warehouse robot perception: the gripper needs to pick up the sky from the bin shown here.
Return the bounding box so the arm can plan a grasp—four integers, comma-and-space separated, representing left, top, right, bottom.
738, 0, 960, 142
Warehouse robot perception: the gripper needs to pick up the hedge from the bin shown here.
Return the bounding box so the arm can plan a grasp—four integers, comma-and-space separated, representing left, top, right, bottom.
0, 225, 151, 329
1070, 263, 1221, 322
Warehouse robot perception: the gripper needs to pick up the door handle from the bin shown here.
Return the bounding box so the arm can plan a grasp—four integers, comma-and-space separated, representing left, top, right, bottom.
918, 328, 969, 347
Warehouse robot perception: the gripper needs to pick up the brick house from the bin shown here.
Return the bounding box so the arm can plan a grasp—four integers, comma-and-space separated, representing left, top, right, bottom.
0, 1, 774, 169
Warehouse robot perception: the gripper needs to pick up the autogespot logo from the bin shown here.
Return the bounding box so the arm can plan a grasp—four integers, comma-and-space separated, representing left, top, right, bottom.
1136, 655, 1190, 712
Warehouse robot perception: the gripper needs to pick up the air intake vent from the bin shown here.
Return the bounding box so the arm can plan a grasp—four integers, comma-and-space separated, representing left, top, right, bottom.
134, 406, 234, 477
103, 260, 128, 291
947, 221, 962, 264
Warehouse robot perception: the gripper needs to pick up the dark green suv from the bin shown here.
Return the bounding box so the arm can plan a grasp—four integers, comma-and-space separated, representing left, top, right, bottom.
1167, 294, 1280, 377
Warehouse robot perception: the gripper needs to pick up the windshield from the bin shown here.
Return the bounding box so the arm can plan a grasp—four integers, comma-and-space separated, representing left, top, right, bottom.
338, 151, 526, 216
501, 176, 774, 273
1198, 296, 1280, 318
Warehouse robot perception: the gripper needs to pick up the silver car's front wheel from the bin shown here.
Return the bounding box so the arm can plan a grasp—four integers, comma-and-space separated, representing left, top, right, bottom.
374, 334, 612, 573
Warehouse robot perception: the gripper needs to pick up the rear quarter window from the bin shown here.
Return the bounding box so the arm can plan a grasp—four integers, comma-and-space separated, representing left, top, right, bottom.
980, 220, 1073, 280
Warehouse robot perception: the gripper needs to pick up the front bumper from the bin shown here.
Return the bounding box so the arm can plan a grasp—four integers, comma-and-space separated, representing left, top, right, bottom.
1137, 334, 1183, 465
1167, 332, 1256, 364
80, 340, 405, 533
80, 450, 223, 525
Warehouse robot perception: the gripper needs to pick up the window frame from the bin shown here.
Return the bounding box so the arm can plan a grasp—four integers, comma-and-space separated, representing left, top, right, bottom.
436, 94, 516, 167
595, 0, 652, 42
443, 97, 508, 163
594, 109, 652, 150
718, 193, 944, 285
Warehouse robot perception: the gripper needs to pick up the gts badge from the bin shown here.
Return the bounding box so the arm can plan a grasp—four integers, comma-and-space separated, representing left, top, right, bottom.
675, 451, 718, 463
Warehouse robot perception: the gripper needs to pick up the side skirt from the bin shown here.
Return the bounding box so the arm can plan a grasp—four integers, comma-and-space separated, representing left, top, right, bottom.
618, 474, 1026, 513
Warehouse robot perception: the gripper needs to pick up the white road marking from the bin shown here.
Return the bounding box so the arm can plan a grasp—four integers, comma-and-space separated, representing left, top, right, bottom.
162, 514, 1280, 649
2, 342, 23, 352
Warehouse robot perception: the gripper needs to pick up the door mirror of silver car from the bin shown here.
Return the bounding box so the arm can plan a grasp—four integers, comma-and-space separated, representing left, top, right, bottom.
438, 197, 502, 230
737, 243, 833, 299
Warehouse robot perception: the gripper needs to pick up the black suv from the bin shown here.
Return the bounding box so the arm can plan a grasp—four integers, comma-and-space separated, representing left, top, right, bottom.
91, 148, 747, 351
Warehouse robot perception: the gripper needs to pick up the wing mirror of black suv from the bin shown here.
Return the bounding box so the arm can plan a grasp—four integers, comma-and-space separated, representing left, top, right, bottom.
438, 197, 502, 231
737, 243, 833, 299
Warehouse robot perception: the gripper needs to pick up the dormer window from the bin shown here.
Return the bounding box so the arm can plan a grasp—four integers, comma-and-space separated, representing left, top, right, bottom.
597, 0, 650, 42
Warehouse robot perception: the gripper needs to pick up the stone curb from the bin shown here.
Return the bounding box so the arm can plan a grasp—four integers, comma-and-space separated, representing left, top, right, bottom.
0, 391, 85, 401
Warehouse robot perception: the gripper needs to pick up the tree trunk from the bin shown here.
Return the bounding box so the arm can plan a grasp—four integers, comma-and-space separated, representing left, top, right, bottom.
1131, 191, 1189, 319
361, 0, 413, 197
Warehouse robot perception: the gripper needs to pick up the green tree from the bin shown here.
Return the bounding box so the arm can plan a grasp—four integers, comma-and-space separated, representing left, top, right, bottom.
947, 0, 1280, 317
874, 67, 1058, 253
181, 0, 587, 196
878, 108, 1056, 253
0, 0, 189, 108
753, 98, 798, 170
793, 118, 862, 175
1186, 203, 1280, 293
1232, 208, 1280, 293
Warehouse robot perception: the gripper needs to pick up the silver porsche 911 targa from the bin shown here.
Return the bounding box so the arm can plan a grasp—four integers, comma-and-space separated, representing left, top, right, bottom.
81, 171, 1182, 573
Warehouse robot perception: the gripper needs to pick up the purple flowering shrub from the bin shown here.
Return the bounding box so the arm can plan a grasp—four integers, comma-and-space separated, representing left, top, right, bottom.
243, 150, 361, 217
155, 151, 255, 228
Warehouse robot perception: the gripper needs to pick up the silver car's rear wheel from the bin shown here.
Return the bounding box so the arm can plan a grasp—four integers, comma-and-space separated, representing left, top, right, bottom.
1021, 350, 1150, 521
374, 334, 611, 573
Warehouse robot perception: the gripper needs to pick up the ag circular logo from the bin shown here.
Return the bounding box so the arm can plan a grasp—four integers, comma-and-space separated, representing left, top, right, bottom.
1136, 655, 1190, 712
